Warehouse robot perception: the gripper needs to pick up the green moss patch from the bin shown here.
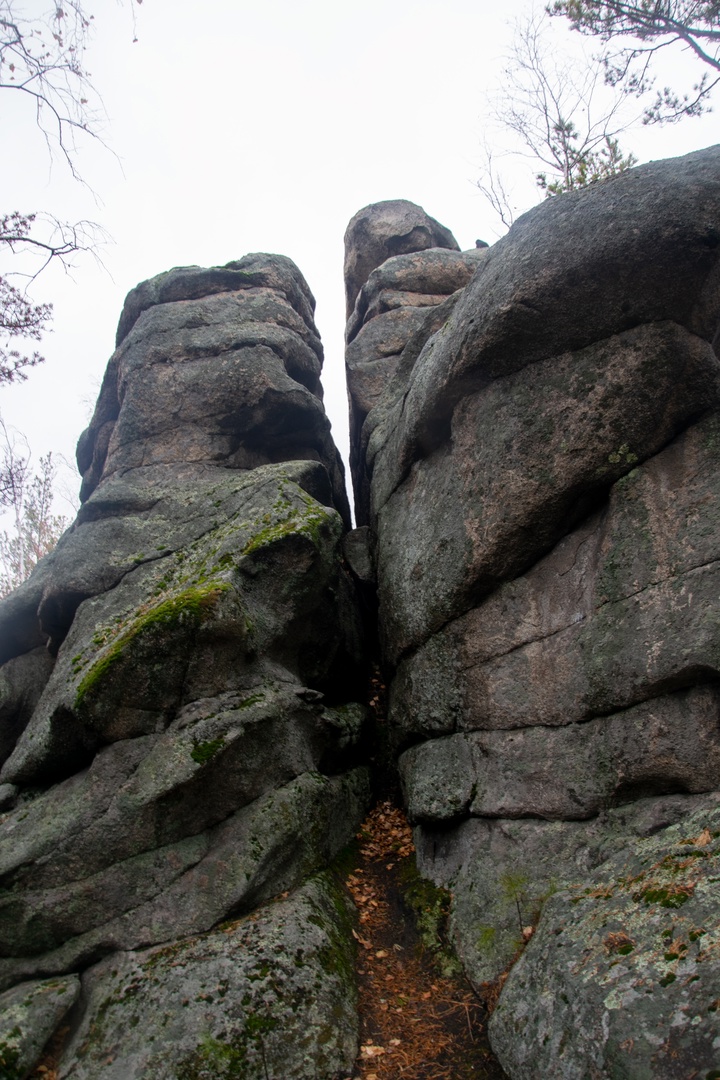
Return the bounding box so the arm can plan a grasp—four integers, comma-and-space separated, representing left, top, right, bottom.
75, 583, 229, 708
190, 736, 226, 766
399, 859, 462, 978
635, 885, 694, 909
0, 1032, 22, 1080
175, 1033, 249, 1079
241, 499, 331, 556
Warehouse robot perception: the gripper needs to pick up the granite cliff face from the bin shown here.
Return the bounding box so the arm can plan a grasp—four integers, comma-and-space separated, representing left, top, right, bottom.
347, 145, 720, 1078
2, 146, 720, 1079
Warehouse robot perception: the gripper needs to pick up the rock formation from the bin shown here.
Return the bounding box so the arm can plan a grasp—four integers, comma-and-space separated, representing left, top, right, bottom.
344, 200, 485, 522
0, 255, 369, 1078
3, 145, 720, 1079
346, 147, 720, 1078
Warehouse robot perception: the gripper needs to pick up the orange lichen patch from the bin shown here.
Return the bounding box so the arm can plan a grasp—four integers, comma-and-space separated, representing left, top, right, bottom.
345, 800, 505, 1080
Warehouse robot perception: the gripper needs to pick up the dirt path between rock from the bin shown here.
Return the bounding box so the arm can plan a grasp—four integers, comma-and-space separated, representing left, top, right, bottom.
343, 800, 507, 1080
29, 799, 507, 1080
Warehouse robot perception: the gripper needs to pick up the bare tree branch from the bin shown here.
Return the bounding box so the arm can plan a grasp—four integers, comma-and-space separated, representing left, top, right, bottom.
477, 10, 639, 228
476, 144, 517, 229
0, 2, 137, 384
0, 417, 68, 594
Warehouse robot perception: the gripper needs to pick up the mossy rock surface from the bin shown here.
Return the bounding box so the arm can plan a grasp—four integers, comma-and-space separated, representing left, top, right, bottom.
0, 458, 369, 1005
2, 463, 363, 785
0, 765, 370, 989
415, 791, 720, 990
58, 875, 358, 1080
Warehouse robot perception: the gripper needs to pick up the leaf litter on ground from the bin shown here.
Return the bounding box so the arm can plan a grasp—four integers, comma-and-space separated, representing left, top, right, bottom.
344, 799, 507, 1080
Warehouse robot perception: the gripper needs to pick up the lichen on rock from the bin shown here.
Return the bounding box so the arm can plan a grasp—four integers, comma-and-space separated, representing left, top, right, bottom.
489, 806, 720, 1079
60, 875, 358, 1080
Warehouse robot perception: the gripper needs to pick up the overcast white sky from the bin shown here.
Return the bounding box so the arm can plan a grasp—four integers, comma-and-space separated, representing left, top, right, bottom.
1, 0, 718, 524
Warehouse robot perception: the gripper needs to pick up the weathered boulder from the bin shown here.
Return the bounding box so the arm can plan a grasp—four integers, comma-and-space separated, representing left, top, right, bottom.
393, 406, 720, 996
0, 257, 352, 670
1, 462, 364, 785
369, 147, 720, 518
348, 296, 465, 524
343, 201, 484, 521
343, 199, 460, 319
77, 253, 348, 520
391, 408, 720, 741
416, 792, 720, 992
0, 761, 368, 988
345, 247, 485, 348
376, 322, 720, 665
57, 875, 358, 1080
489, 805, 720, 1080
0, 254, 370, 1075
401, 686, 720, 823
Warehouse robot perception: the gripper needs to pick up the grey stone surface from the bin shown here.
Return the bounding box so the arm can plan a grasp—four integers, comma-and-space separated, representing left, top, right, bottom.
489, 804, 720, 1080
351, 296, 463, 526
346, 246, 485, 344
1, 465, 364, 786
0, 647, 54, 769
343, 199, 460, 319
375, 322, 720, 664
115, 255, 319, 348
391, 410, 720, 741
369, 146, 720, 517
345, 161, 720, 1073
0, 763, 369, 990
346, 307, 433, 412
78, 253, 349, 524
0, 786, 16, 811
58, 875, 358, 1080
0, 252, 372, 1073
342, 527, 375, 586
0, 975, 80, 1078
0, 467, 370, 984
401, 686, 720, 823
417, 792, 720, 990
344, 231, 482, 523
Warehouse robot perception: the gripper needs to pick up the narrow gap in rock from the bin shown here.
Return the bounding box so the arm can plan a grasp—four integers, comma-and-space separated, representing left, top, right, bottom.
343, 799, 508, 1080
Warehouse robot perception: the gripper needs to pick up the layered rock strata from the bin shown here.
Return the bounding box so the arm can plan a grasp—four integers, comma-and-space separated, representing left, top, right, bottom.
0, 256, 368, 1078
346, 147, 720, 1077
